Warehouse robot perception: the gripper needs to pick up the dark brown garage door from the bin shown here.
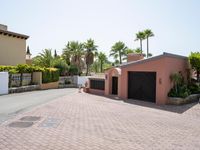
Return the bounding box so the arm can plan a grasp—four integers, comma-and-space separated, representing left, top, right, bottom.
128, 71, 156, 102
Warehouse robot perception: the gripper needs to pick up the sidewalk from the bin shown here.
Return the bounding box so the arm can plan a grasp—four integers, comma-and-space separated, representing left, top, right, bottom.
0, 91, 200, 150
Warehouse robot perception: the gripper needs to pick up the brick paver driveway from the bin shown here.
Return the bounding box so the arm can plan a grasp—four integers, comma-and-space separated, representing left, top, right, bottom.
0, 90, 200, 150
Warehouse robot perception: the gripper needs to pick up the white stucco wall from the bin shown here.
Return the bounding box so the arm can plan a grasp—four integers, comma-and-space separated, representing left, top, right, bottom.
0, 72, 9, 95
77, 76, 90, 86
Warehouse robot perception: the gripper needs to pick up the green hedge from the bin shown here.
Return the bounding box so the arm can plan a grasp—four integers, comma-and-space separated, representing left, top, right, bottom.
0, 64, 44, 74
42, 68, 59, 83
0, 64, 59, 83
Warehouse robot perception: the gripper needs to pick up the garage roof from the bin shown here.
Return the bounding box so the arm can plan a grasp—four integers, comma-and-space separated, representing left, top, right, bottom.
120, 52, 187, 68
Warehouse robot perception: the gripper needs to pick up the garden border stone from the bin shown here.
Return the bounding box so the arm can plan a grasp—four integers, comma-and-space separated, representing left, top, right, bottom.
168, 94, 200, 105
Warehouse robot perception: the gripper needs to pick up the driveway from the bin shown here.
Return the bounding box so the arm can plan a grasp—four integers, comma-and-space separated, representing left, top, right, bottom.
0, 88, 77, 123
0, 90, 200, 149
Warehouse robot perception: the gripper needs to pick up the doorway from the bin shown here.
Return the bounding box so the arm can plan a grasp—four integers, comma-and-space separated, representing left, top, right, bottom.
112, 77, 118, 95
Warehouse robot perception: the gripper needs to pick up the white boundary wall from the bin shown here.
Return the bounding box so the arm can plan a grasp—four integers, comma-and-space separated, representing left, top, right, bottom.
0, 72, 8, 95
77, 76, 90, 87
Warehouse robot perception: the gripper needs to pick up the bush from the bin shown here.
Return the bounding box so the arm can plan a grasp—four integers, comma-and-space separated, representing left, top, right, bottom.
0, 65, 44, 74
68, 65, 79, 75
52, 59, 68, 76
16, 64, 32, 73
189, 52, 200, 81
0, 64, 59, 84
168, 84, 191, 98
168, 72, 192, 98
188, 83, 200, 94
42, 68, 59, 83
0, 66, 17, 73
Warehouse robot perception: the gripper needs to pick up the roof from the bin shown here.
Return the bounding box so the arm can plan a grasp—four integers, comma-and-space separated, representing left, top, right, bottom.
105, 67, 121, 75
120, 52, 187, 68
0, 29, 29, 40
88, 75, 105, 80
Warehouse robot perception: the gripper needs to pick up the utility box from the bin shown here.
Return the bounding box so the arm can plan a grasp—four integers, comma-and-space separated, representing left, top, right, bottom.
0, 72, 9, 95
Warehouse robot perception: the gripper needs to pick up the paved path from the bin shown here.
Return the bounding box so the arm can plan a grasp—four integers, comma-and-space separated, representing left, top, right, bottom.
0, 90, 200, 149
0, 88, 77, 124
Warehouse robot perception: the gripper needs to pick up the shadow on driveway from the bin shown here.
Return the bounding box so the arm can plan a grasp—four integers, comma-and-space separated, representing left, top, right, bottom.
92, 93, 199, 114
123, 99, 198, 114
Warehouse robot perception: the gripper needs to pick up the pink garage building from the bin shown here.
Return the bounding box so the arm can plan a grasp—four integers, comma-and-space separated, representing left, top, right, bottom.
88, 52, 189, 105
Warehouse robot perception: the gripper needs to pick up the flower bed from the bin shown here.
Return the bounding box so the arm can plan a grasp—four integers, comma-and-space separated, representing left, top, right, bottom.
168, 94, 200, 105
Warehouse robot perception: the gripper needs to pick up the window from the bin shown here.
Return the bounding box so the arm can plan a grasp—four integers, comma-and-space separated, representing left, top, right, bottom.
90, 79, 105, 90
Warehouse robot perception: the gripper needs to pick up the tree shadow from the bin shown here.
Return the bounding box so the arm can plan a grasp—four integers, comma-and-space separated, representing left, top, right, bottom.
85, 92, 198, 114
105, 95, 199, 114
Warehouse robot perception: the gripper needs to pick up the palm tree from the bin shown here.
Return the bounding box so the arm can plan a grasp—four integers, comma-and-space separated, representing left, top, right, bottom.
133, 48, 153, 57
32, 49, 54, 67
92, 61, 100, 73
110, 41, 127, 64
62, 42, 72, 65
135, 31, 145, 53
144, 29, 154, 58
134, 48, 142, 54
54, 49, 58, 58
123, 48, 134, 61
84, 39, 98, 76
68, 41, 85, 74
98, 52, 107, 72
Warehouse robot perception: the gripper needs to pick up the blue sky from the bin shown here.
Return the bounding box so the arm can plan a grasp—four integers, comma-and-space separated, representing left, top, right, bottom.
1, 0, 200, 58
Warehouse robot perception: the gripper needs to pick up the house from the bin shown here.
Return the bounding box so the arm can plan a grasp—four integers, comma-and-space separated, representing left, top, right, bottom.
87, 52, 189, 105
0, 24, 29, 66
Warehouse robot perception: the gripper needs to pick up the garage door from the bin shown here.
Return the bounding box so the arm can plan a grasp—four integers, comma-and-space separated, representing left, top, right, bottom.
128, 71, 156, 102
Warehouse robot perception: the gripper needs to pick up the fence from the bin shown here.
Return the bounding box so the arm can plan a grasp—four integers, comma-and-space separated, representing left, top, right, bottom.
59, 76, 90, 87
10, 73, 32, 87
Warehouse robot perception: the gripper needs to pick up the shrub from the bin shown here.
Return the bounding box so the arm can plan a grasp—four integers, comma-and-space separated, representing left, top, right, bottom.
0, 65, 59, 84
16, 64, 31, 73
168, 84, 191, 98
68, 65, 79, 75
42, 68, 59, 83
188, 83, 200, 94
168, 72, 191, 98
52, 59, 68, 76
189, 52, 200, 81
0, 66, 17, 73
8, 69, 18, 74
0, 65, 44, 74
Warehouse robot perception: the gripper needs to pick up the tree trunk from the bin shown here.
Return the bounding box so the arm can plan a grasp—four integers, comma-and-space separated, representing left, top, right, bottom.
119, 51, 122, 64
86, 63, 89, 76
140, 39, 143, 53
100, 61, 103, 73
147, 37, 149, 58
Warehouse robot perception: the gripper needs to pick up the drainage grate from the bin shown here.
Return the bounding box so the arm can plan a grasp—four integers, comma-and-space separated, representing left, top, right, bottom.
8, 121, 34, 128
39, 117, 62, 128
20, 116, 41, 122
